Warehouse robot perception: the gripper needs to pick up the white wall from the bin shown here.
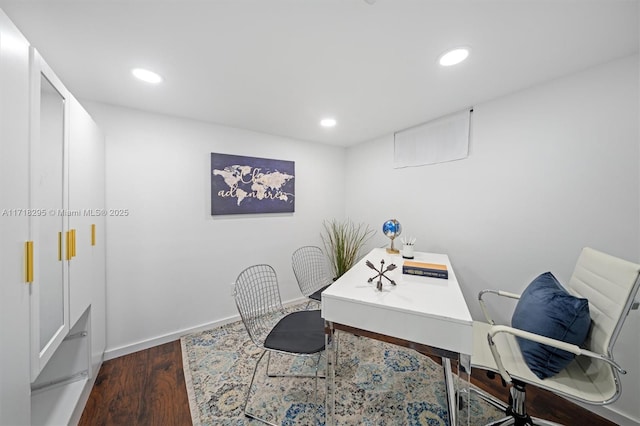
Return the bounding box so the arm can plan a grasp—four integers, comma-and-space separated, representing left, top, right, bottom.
345, 55, 640, 424
82, 103, 346, 358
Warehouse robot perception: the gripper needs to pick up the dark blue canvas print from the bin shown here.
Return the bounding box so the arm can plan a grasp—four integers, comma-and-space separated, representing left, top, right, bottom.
211, 153, 295, 215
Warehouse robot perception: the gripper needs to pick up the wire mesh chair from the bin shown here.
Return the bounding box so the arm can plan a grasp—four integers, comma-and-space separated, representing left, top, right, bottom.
233, 264, 326, 425
292, 246, 334, 309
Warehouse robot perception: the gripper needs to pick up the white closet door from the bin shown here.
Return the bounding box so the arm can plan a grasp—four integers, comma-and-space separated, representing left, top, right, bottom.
28, 48, 70, 381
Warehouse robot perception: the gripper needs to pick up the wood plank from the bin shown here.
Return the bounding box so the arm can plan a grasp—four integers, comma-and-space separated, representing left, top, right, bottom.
78, 341, 191, 425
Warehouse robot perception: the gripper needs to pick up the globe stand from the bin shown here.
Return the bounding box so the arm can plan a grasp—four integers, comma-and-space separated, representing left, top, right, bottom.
382, 219, 402, 255
386, 237, 399, 254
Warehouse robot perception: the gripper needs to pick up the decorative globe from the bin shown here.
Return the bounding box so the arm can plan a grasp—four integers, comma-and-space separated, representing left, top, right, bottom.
382, 219, 402, 253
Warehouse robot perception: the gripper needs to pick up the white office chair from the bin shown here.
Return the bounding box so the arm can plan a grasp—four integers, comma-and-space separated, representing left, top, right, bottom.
471, 247, 640, 425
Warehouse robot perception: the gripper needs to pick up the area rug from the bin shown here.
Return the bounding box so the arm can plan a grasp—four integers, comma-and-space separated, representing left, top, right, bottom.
181, 306, 503, 425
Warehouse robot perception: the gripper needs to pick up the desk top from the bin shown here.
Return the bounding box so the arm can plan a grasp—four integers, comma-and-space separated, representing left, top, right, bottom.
322, 247, 473, 354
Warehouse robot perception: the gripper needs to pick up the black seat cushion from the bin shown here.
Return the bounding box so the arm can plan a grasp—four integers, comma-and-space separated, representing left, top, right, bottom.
309, 284, 332, 301
264, 310, 325, 354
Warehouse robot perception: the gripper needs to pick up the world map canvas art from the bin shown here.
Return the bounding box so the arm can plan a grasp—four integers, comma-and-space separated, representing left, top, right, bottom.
211, 153, 295, 215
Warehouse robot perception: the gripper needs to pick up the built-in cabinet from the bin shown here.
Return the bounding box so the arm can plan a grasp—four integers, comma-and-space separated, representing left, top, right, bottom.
0, 9, 106, 426
68, 96, 107, 381
28, 47, 71, 382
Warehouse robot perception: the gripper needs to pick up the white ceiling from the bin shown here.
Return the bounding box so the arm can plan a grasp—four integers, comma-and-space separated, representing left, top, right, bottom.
0, 1, 638, 146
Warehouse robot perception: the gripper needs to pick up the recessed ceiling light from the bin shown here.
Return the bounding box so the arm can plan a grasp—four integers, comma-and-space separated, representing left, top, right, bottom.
132, 68, 163, 84
320, 118, 337, 128
438, 48, 470, 67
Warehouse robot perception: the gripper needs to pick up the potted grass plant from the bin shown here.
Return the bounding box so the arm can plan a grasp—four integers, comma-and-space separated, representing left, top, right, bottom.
321, 218, 374, 279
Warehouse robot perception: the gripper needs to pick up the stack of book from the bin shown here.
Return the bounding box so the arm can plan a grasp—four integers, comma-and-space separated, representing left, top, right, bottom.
402, 260, 448, 279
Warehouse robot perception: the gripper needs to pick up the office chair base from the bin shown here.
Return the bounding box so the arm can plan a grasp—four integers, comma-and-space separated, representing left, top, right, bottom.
483, 419, 562, 426
470, 384, 563, 426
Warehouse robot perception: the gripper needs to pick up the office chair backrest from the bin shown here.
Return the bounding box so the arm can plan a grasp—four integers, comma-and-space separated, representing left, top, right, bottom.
567, 247, 640, 358
292, 246, 332, 296
234, 264, 285, 347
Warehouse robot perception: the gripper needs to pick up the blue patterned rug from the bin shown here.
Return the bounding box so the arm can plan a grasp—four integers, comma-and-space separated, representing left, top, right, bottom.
181, 305, 502, 425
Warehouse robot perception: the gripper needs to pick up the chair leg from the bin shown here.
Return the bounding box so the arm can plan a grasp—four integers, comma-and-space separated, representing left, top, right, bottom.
244, 351, 267, 413
486, 418, 516, 426
305, 298, 321, 310
334, 331, 340, 366
266, 351, 273, 376
470, 386, 509, 412
313, 352, 321, 401
245, 350, 326, 426
244, 350, 280, 426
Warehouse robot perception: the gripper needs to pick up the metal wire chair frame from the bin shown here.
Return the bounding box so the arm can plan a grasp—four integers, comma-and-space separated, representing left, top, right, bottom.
292, 246, 333, 309
233, 264, 325, 425
292, 246, 343, 362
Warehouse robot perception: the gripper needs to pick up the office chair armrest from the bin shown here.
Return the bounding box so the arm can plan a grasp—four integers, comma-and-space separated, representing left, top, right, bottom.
489, 324, 581, 354
486, 325, 627, 384
578, 348, 627, 374
478, 289, 521, 325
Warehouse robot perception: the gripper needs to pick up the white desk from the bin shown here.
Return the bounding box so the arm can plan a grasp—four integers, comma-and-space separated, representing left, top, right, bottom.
321, 247, 473, 425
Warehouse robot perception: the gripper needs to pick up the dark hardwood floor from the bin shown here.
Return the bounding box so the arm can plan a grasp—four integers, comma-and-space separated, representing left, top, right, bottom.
79, 341, 192, 426
79, 340, 616, 425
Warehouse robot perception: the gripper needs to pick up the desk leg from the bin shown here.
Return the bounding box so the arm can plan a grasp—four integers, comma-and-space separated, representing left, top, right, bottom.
443, 354, 471, 426
443, 358, 457, 426
325, 321, 336, 426
459, 353, 471, 426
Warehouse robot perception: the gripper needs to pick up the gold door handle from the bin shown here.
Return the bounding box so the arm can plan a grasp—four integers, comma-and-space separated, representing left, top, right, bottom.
58, 231, 62, 261
66, 231, 71, 261
91, 224, 96, 246
25, 241, 34, 283
71, 229, 76, 258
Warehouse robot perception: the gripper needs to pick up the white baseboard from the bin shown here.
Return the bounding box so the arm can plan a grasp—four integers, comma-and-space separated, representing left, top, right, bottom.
103, 297, 308, 361
103, 313, 241, 361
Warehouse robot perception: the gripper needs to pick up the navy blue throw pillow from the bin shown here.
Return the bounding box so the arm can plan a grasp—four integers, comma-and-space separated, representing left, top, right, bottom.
511, 272, 591, 379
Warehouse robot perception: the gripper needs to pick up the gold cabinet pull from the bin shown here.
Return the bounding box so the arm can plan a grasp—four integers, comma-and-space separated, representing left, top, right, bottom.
58, 231, 62, 261
91, 224, 96, 246
25, 241, 34, 283
66, 231, 71, 261
71, 229, 76, 258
